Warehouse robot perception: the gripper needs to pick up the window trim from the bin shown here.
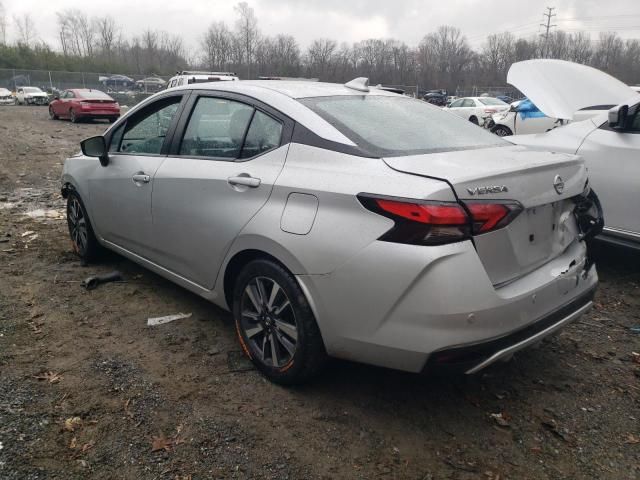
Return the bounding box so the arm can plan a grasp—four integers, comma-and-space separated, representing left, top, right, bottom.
168, 90, 293, 163
105, 91, 190, 158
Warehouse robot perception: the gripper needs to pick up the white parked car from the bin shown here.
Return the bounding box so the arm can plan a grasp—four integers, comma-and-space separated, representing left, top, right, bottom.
487, 99, 610, 137
15, 86, 49, 105
443, 96, 509, 125
0, 87, 13, 105
166, 71, 239, 89
508, 60, 640, 249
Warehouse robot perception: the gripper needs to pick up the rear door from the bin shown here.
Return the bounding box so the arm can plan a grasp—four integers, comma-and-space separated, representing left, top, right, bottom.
150, 92, 292, 288
578, 117, 640, 238
88, 93, 187, 258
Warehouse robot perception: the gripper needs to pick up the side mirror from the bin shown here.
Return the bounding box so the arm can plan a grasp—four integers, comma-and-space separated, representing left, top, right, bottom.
608, 104, 629, 130
54, 95, 59, 100
81, 136, 109, 167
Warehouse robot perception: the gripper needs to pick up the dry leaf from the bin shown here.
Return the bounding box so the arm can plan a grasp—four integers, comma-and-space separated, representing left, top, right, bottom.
64, 417, 82, 432
625, 433, 640, 444
34, 371, 62, 384
81, 440, 95, 453
151, 433, 173, 452
631, 352, 640, 364
490, 412, 510, 427
123, 398, 134, 418
69, 436, 77, 449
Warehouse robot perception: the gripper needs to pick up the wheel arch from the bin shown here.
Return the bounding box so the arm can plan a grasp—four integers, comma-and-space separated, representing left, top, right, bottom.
218, 236, 308, 311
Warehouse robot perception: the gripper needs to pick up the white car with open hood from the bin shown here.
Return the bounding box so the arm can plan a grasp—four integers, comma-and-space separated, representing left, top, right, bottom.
509, 60, 640, 250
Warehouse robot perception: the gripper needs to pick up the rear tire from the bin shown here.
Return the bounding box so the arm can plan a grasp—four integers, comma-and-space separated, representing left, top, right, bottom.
232, 259, 327, 385
492, 125, 513, 137
469, 116, 479, 125
66, 191, 100, 264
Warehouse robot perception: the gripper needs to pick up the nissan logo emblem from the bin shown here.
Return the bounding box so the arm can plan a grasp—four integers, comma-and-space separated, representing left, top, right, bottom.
553, 175, 565, 194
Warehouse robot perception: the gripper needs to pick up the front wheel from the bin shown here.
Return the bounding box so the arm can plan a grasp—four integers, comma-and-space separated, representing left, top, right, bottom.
492, 125, 513, 137
70, 109, 78, 123
49, 107, 58, 120
66, 191, 100, 264
233, 259, 327, 385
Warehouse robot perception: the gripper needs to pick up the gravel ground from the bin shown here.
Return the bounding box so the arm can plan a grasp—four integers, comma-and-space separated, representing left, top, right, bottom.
0, 105, 639, 479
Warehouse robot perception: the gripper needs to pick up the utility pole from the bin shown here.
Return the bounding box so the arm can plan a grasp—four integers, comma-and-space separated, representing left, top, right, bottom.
540, 7, 557, 58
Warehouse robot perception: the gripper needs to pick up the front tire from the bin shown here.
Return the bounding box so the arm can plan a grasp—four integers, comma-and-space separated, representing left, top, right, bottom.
70, 109, 78, 123
492, 125, 513, 137
66, 191, 100, 264
49, 107, 58, 120
233, 259, 327, 385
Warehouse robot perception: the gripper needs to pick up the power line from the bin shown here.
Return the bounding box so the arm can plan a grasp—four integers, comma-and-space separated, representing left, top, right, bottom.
540, 6, 557, 58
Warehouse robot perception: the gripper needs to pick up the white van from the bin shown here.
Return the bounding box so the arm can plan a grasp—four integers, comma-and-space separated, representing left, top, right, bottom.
166, 71, 239, 89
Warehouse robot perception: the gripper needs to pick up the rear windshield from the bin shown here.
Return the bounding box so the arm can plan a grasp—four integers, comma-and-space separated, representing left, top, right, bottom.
299, 95, 506, 157
79, 90, 112, 100
23, 87, 42, 93
479, 97, 507, 106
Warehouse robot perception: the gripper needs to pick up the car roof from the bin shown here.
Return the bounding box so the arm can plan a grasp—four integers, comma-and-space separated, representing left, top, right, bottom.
162, 80, 401, 146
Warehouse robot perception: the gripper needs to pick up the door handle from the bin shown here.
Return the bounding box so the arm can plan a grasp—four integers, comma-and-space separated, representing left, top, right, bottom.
132, 173, 150, 184
228, 175, 261, 188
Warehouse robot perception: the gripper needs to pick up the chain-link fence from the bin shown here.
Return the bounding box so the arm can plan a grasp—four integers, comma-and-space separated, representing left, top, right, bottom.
0, 68, 173, 107
452, 85, 523, 100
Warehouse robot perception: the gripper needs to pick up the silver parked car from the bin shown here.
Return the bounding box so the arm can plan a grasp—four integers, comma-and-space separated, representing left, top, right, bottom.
62, 78, 602, 384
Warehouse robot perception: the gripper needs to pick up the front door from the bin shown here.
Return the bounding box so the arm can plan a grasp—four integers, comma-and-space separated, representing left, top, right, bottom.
578, 115, 640, 236
88, 94, 186, 258
150, 94, 289, 288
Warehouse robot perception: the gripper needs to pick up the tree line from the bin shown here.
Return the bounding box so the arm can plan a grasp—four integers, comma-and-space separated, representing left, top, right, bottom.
1, 1, 639, 91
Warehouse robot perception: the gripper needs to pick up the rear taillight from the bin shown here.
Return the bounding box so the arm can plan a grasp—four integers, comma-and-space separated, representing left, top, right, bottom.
358, 195, 470, 245
465, 201, 522, 234
358, 195, 522, 246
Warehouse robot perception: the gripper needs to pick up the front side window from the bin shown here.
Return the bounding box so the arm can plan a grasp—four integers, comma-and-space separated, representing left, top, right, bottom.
449, 99, 464, 108
300, 95, 506, 157
180, 97, 254, 158
118, 96, 182, 155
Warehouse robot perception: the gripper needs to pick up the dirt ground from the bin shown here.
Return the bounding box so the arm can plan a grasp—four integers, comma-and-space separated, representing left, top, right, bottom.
0, 105, 639, 480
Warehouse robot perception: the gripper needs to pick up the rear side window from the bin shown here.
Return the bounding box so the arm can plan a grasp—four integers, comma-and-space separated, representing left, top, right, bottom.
300, 95, 506, 157
240, 111, 283, 159
179, 97, 283, 159
180, 97, 254, 158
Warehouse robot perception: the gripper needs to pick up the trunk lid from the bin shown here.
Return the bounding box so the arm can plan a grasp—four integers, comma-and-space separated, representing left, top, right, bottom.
383, 145, 587, 285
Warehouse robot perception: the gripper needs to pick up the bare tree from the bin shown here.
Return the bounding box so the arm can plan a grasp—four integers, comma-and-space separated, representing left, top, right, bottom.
13, 13, 36, 46
201, 21, 232, 71
234, 2, 259, 78
95, 16, 117, 59
306, 38, 337, 79
0, 1, 7, 45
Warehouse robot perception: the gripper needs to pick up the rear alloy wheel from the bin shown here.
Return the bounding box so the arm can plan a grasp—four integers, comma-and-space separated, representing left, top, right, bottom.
70, 109, 78, 123
49, 106, 58, 120
492, 125, 513, 137
66, 191, 100, 263
233, 259, 327, 385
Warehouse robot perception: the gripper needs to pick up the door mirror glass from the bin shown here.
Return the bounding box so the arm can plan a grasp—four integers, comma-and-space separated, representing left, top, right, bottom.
81, 135, 109, 166
608, 104, 629, 130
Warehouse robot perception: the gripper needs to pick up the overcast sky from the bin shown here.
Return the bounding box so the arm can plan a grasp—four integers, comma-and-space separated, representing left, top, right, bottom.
3, 0, 640, 50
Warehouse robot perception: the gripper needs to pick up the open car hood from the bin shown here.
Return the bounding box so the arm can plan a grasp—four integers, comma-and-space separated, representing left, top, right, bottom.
507, 59, 639, 120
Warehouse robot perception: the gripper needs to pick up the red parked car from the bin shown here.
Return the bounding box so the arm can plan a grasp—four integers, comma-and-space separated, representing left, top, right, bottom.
48, 89, 120, 123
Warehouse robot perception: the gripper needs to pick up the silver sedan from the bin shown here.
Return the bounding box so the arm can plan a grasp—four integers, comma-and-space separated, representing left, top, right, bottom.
61, 78, 602, 384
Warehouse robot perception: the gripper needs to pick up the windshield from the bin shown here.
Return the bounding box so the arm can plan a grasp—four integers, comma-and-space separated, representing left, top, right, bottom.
80, 90, 112, 100
23, 87, 42, 93
479, 97, 507, 106
299, 95, 506, 157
